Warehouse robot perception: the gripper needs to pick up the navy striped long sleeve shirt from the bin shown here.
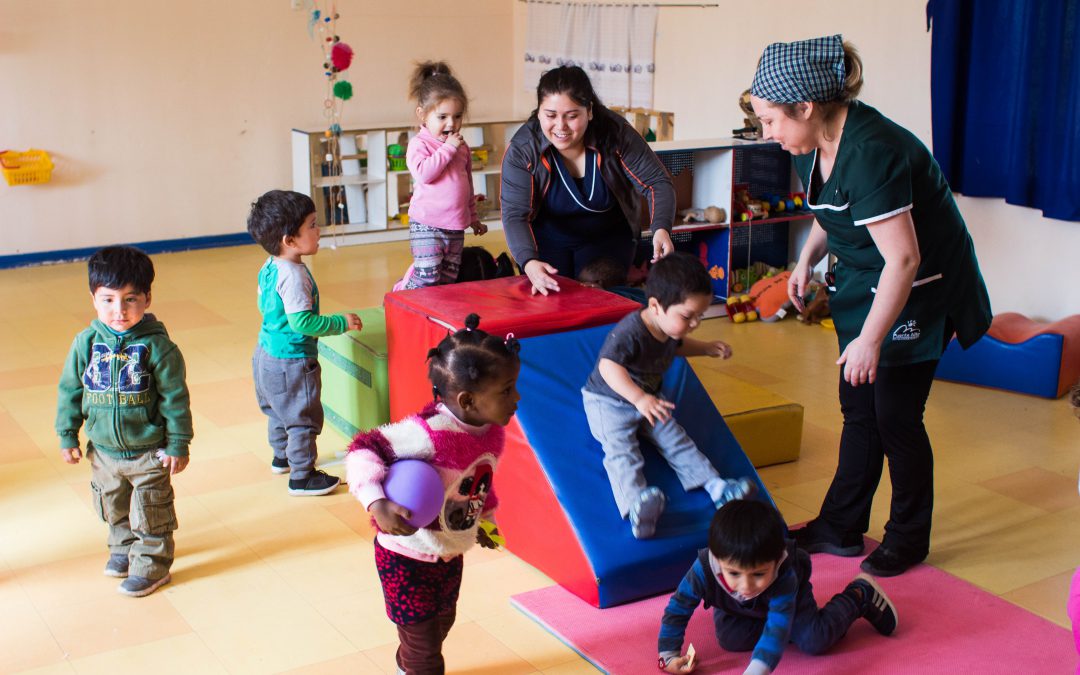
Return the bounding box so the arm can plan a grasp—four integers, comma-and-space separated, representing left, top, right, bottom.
658, 547, 801, 673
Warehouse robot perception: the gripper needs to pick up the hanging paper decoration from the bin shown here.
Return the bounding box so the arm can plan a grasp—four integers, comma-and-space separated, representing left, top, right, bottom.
293, 0, 358, 243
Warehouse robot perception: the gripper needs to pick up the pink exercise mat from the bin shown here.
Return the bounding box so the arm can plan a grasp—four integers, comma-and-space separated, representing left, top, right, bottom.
511, 542, 1075, 674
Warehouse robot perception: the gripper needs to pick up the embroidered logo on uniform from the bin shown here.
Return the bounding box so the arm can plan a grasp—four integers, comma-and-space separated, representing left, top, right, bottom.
892, 321, 921, 341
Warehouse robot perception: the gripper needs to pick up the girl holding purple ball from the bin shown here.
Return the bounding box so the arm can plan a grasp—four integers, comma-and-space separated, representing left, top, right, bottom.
345, 313, 520, 674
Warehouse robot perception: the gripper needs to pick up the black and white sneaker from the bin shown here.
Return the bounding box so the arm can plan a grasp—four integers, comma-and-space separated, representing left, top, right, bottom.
288, 469, 341, 496
118, 573, 172, 597
103, 553, 129, 578
848, 573, 898, 636
271, 456, 290, 474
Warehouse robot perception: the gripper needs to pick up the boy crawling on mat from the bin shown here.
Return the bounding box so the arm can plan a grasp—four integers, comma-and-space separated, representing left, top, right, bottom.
657, 500, 897, 674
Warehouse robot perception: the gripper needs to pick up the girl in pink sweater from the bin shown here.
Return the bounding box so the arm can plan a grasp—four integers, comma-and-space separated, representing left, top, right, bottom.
400, 61, 487, 290
346, 314, 520, 674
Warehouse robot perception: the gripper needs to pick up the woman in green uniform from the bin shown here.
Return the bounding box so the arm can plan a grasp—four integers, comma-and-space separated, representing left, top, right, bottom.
750, 35, 991, 577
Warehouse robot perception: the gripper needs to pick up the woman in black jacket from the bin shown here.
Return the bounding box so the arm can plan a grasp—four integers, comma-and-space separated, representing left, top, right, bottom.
501, 66, 676, 295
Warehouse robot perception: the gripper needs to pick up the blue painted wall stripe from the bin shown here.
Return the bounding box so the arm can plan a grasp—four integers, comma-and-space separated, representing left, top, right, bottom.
0, 232, 253, 269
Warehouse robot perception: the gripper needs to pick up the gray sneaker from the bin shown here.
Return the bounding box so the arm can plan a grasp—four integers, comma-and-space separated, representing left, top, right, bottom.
629, 487, 666, 539
118, 573, 172, 598
103, 553, 129, 578
716, 478, 757, 508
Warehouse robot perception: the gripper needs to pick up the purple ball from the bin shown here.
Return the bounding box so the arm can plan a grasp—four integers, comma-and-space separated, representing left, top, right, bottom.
383, 459, 444, 528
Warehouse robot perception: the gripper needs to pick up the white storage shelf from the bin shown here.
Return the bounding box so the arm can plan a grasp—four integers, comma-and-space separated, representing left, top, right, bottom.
647, 137, 814, 299
292, 119, 522, 247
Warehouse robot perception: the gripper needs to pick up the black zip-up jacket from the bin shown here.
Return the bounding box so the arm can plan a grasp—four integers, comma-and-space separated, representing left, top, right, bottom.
499, 107, 675, 266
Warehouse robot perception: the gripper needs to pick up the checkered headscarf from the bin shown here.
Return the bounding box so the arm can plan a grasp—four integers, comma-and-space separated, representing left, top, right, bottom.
751, 35, 846, 103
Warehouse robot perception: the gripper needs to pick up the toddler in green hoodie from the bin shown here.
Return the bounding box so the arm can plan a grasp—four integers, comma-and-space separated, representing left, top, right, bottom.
56, 246, 192, 598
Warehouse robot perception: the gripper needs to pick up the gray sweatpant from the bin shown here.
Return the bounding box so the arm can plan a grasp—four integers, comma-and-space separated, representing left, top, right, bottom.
582, 388, 721, 517
252, 345, 324, 481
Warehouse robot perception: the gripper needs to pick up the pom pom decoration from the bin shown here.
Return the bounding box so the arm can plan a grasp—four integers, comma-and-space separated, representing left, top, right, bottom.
297, 1, 356, 244
331, 42, 353, 71
383, 460, 444, 528
333, 80, 353, 101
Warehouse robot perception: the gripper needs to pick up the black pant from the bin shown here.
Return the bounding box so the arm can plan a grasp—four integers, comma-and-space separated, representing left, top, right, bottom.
534, 228, 636, 281
816, 359, 939, 558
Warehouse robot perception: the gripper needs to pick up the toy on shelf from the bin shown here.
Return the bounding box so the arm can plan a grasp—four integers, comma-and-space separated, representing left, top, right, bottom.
734, 186, 770, 221
387, 143, 406, 171
725, 295, 759, 323
679, 205, 727, 225
760, 191, 807, 215
732, 89, 762, 140
730, 262, 775, 293
471, 145, 491, 170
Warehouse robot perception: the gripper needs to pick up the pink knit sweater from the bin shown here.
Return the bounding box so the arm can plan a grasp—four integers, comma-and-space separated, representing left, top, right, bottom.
346, 402, 503, 561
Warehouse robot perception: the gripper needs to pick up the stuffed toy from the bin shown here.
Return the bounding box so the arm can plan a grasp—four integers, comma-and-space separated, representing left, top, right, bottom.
797, 286, 831, 324
749, 271, 793, 321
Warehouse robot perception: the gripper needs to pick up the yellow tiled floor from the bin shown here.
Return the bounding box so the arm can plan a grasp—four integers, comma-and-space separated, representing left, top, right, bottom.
0, 240, 1077, 673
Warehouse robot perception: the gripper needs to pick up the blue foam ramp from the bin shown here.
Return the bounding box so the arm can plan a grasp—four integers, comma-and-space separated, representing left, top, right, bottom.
935, 332, 1063, 399
512, 324, 770, 607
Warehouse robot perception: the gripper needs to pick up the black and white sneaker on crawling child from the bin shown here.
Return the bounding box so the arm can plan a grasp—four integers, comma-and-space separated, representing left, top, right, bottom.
270, 456, 290, 474
705, 477, 757, 509
288, 469, 341, 496
629, 486, 666, 539
845, 573, 898, 635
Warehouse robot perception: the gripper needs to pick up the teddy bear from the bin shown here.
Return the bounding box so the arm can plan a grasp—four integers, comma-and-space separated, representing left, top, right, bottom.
797, 286, 831, 324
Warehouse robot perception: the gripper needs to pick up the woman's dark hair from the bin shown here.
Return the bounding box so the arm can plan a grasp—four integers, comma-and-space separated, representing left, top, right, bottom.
578, 256, 628, 289
645, 251, 713, 309
533, 65, 619, 151
427, 313, 520, 400
709, 499, 787, 568
410, 60, 468, 116
247, 190, 316, 255
88, 246, 155, 294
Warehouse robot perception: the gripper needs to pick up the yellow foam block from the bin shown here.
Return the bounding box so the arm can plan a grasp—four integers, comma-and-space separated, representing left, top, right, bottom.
690, 365, 803, 467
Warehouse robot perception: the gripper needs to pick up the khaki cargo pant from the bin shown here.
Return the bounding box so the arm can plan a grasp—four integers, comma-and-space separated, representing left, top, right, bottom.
89, 447, 177, 579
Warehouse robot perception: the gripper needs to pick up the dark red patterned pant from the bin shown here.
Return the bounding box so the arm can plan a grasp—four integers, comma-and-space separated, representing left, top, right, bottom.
375, 540, 463, 674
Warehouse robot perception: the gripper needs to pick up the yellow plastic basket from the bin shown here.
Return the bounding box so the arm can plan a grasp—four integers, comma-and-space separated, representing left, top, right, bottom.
1, 149, 54, 186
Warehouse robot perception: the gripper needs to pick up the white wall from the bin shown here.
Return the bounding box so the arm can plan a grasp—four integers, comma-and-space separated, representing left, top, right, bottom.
1, 0, 514, 256
5, 1, 1077, 320
512, 0, 1080, 321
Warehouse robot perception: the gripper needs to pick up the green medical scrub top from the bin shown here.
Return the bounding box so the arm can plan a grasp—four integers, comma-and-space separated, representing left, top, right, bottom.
793, 101, 991, 366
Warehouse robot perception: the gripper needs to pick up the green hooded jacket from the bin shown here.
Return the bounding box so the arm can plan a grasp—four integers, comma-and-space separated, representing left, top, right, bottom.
56, 314, 192, 458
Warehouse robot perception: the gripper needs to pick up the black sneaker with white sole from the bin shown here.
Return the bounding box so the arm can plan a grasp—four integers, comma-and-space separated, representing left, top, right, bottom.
271, 456, 290, 474
847, 573, 898, 636
288, 469, 341, 496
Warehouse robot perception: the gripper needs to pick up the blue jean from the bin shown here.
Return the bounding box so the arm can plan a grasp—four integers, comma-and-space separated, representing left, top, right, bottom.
252, 345, 324, 480
582, 389, 720, 517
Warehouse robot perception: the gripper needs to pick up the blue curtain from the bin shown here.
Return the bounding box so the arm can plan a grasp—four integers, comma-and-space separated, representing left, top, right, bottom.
926, 0, 1080, 221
